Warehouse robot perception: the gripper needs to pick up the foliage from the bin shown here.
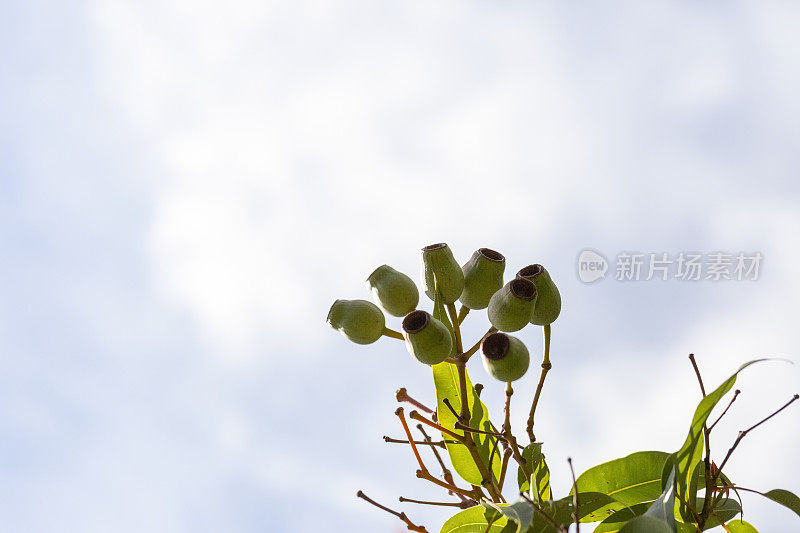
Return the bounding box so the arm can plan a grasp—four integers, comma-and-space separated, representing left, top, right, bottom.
328, 244, 799, 533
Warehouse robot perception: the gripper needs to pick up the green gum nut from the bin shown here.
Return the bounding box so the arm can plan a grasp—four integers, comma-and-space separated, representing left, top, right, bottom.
401, 310, 453, 365
481, 332, 530, 382
366, 265, 419, 317
326, 299, 385, 345
420, 243, 465, 304
487, 278, 537, 332
516, 264, 561, 325
459, 248, 505, 310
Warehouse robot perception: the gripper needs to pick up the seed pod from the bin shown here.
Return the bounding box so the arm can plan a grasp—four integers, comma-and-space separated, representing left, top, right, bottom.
401, 310, 453, 365
326, 299, 385, 345
366, 265, 419, 317
459, 248, 505, 310
487, 278, 537, 332
516, 264, 561, 325
481, 332, 530, 382
421, 243, 465, 304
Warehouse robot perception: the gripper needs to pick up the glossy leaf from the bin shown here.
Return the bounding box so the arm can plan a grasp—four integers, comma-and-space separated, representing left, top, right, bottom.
762, 489, 800, 518
441, 505, 508, 533
484, 493, 618, 533
674, 359, 768, 521
644, 467, 676, 531
594, 503, 696, 533
432, 361, 501, 486
431, 274, 499, 486
572, 451, 670, 520
726, 520, 758, 532
518, 443, 551, 503
618, 516, 673, 533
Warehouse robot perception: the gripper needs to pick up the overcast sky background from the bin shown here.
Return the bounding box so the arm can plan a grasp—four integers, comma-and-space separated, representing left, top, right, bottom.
2, 1, 800, 532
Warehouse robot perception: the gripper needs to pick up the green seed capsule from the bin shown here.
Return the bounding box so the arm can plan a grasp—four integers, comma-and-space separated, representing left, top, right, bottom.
421, 243, 465, 304
366, 265, 419, 317
487, 278, 537, 332
459, 248, 505, 310
401, 310, 453, 365
326, 299, 385, 345
516, 264, 561, 325
481, 332, 530, 382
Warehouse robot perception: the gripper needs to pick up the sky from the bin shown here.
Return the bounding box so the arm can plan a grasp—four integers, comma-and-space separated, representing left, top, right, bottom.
1, 1, 799, 532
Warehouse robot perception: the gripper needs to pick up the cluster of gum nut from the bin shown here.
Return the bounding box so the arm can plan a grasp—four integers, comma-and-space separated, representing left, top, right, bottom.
327, 244, 560, 383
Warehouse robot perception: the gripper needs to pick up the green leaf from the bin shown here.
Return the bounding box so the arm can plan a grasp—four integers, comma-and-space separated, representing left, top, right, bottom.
618, 516, 673, 533
674, 359, 769, 521
761, 489, 800, 518
517, 443, 551, 503
594, 503, 649, 533
726, 520, 758, 532
431, 361, 501, 486
594, 503, 697, 533
484, 493, 618, 533
441, 505, 508, 533
572, 451, 670, 521
698, 497, 741, 529
644, 467, 676, 531
431, 273, 499, 486
483, 500, 537, 533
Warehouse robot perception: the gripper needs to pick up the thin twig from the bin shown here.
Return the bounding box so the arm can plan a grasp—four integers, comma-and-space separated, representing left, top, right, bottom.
442, 398, 461, 420
454, 422, 504, 438
498, 448, 513, 493
396, 408, 427, 472
409, 410, 465, 441
520, 492, 566, 532
417, 424, 468, 502
416, 470, 481, 499
689, 353, 714, 528
714, 394, 799, 483
357, 490, 429, 532
396, 388, 436, 415
399, 496, 474, 509
383, 436, 458, 448
568, 457, 580, 532
526, 324, 552, 442
708, 390, 741, 432
501, 382, 531, 482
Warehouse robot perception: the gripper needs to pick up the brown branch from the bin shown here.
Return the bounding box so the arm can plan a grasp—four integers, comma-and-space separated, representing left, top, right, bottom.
417, 424, 470, 502
396, 408, 427, 472
708, 390, 741, 432
399, 496, 474, 509
689, 353, 714, 528
520, 492, 567, 532
409, 410, 466, 441
416, 469, 482, 499
498, 448, 513, 493
396, 388, 436, 416
383, 436, 459, 448
714, 394, 799, 484
357, 490, 429, 532
442, 398, 461, 420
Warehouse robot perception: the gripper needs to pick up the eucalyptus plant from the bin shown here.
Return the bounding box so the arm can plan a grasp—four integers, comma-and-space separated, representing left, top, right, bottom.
327, 243, 800, 533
